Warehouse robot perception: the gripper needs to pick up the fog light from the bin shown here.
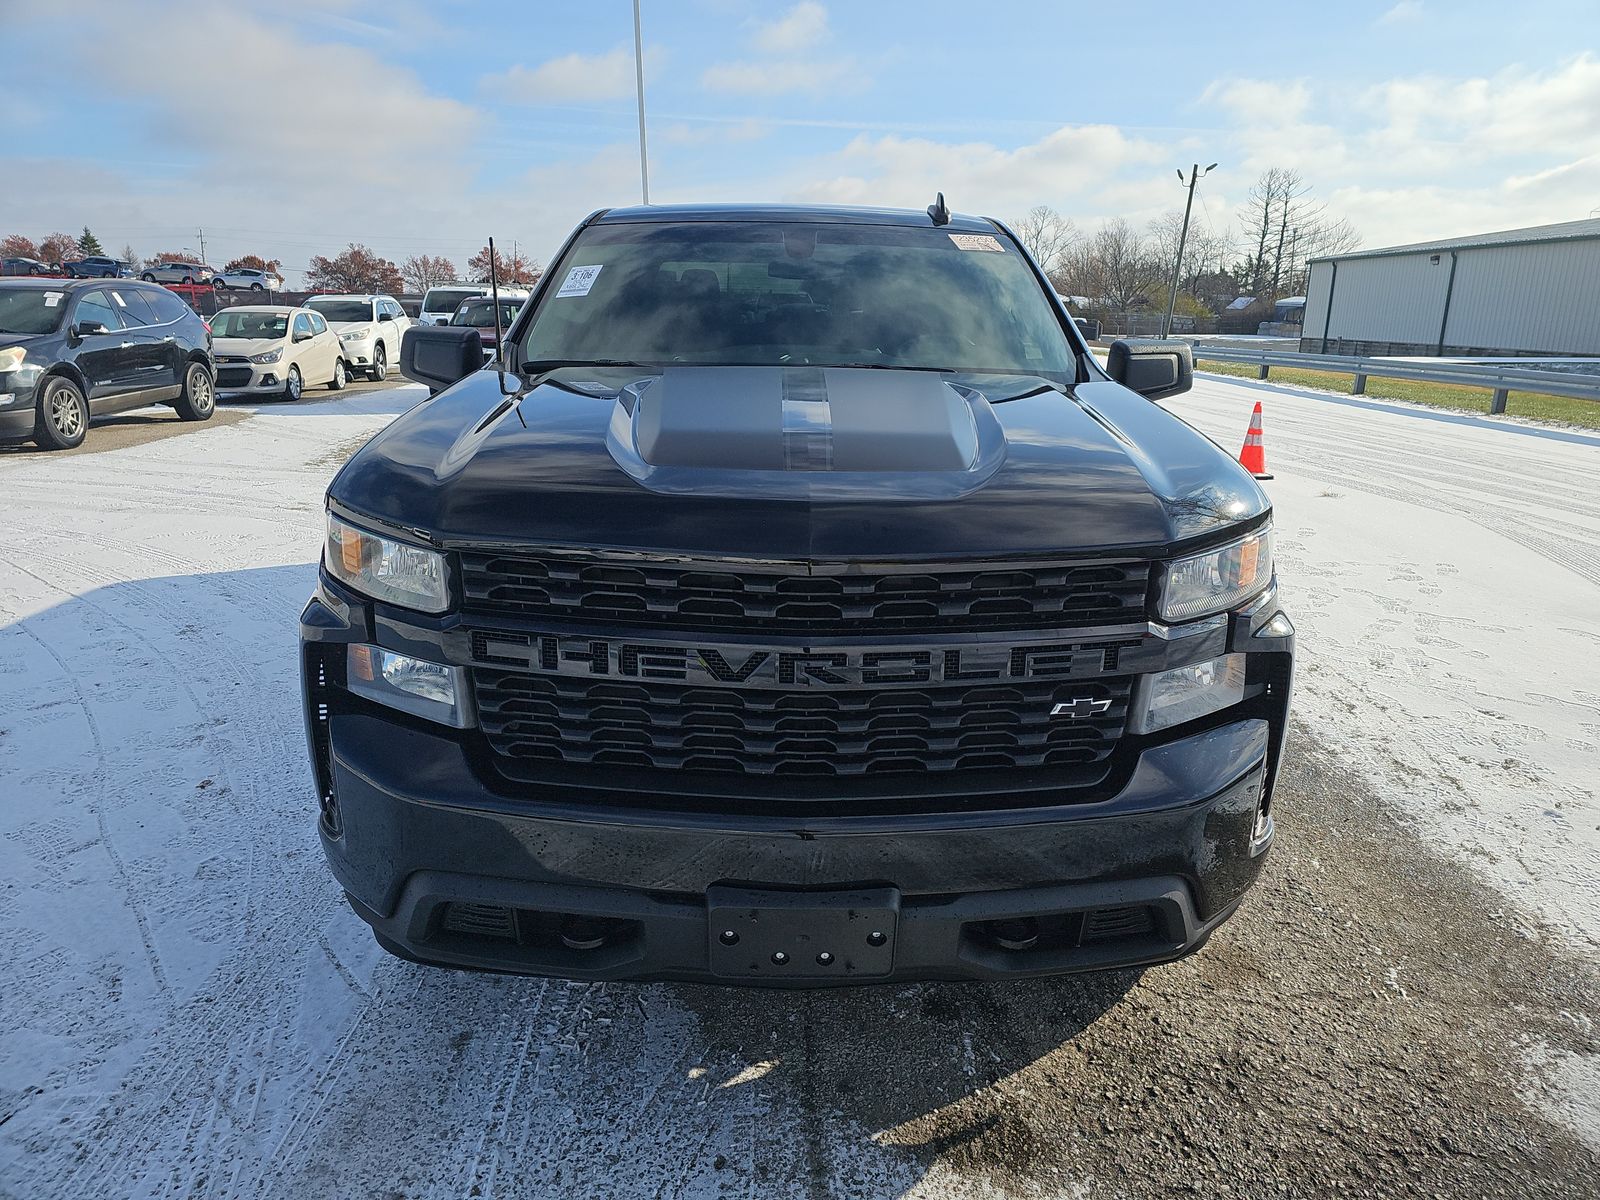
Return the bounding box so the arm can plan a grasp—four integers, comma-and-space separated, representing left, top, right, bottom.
346, 644, 471, 727
1131, 653, 1247, 734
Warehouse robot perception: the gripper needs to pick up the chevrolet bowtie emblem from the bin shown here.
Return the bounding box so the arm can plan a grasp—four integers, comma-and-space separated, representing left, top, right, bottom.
1050, 697, 1113, 719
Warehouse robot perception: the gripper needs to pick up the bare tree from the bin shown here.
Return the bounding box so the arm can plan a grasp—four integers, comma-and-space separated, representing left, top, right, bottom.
1012, 205, 1078, 277
401, 254, 459, 292
119, 244, 143, 271
1072, 219, 1161, 311
1235, 167, 1360, 301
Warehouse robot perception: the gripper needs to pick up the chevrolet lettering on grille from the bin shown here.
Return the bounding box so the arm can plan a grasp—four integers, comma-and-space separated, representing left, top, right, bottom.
471, 631, 1127, 690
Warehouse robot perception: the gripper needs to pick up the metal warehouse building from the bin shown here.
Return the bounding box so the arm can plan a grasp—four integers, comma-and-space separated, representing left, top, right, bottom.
1300, 217, 1600, 358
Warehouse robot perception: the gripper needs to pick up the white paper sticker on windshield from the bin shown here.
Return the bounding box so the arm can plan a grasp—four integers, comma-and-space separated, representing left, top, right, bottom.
111, 292, 127, 306
43, 292, 63, 306
948, 233, 1003, 252
556, 264, 603, 297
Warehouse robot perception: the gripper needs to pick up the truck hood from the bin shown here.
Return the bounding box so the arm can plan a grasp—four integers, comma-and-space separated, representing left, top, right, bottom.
331, 366, 1268, 560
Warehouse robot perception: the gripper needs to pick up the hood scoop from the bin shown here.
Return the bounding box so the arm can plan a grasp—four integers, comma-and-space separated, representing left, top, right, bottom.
608, 366, 1006, 501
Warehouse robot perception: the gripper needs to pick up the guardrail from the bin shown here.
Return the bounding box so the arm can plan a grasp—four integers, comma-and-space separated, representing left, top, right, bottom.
1187, 346, 1600, 413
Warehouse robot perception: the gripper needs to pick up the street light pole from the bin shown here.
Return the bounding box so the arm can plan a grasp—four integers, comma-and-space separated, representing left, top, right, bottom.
1161, 162, 1216, 339
632, 0, 651, 204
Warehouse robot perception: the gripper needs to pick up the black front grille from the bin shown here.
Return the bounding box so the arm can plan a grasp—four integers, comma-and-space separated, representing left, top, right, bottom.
472, 670, 1132, 778
216, 366, 253, 388
459, 552, 1151, 634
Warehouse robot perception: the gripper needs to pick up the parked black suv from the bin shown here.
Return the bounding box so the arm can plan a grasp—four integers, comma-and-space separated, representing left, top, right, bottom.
300, 203, 1294, 986
0, 278, 215, 450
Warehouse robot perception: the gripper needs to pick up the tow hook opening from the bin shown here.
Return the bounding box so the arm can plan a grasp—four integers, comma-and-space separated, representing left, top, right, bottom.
437, 903, 640, 954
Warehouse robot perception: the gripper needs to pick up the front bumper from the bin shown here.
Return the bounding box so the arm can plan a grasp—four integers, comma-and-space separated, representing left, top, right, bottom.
300, 580, 1294, 986
0, 376, 40, 439
214, 362, 286, 394
338, 337, 376, 366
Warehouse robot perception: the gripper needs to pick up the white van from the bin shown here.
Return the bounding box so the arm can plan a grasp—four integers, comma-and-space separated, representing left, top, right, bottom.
418, 284, 530, 326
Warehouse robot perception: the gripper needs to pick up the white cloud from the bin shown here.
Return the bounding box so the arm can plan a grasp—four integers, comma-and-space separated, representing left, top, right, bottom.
484, 46, 664, 104
751, 2, 829, 54
780, 125, 1170, 222
1377, 0, 1425, 24
700, 58, 859, 96
660, 119, 770, 146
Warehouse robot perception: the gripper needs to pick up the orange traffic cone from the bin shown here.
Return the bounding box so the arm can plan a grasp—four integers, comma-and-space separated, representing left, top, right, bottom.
1238, 402, 1273, 480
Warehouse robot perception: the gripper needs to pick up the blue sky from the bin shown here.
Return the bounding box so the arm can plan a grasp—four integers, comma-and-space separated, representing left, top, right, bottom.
5, 0, 1598, 283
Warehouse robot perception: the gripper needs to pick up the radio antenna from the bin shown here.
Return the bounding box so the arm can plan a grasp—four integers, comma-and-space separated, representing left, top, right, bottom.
486, 236, 526, 426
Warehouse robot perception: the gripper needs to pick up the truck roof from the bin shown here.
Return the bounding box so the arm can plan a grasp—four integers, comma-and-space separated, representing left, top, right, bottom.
593, 202, 999, 233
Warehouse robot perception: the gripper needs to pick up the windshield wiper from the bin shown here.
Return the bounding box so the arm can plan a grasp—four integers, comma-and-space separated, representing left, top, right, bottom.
490, 359, 664, 429
518, 358, 663, 376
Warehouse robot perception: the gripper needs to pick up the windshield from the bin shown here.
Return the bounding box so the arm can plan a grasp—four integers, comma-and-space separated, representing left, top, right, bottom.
424, 288, 480, 313
519, 221, 1075, 377
211, 310, 289, 339
452, 300, 519, 328
306, 299, 373, 323
0, 287, 68, 335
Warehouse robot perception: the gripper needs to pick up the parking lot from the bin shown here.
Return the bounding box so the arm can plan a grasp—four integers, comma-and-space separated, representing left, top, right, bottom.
2, 376, 1596, 1199
0, 375, 409, 459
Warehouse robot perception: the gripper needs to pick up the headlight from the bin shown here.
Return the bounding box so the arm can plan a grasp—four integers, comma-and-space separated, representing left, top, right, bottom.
341, 328, 370, 340
249, 348, 282, 364
325, 513, 449, 613
1131, 653, 1247, 734
1158, 527, 1273, 622
0, 346, 25, 372
347, 645, 470, 727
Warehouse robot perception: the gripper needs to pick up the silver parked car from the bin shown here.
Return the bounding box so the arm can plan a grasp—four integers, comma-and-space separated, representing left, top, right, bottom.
141, 261, 215, 285
215, 266, 285, 291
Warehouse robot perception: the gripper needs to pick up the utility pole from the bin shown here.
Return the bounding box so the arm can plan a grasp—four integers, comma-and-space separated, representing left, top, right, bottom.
632, 0, 651, 204
198, 227, 206, 265
1162, 163, 1216, 339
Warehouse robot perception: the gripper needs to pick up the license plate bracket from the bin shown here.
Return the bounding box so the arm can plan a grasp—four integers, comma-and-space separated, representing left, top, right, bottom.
706, 886, 899, 980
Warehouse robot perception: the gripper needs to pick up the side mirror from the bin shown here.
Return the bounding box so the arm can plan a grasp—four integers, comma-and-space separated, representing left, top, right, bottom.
74, 320, 110, 337
293, 329, 312, 343
401, 325, 483, 392
377, 311, 392, 322
1106, 338, 1193, 400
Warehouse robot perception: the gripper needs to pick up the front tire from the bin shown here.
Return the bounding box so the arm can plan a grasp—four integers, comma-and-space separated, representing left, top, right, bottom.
34, 376, 88, 450
141, 272, 155, 282
249, 282, 263, 291
283, 363, 303, 402
368, 343, 387, 382
174, 362, 215, 421
328, 358, 347, 391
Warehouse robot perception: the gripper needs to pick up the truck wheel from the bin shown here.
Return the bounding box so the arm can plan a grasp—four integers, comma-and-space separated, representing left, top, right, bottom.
34, 376, 88, 450
174, 362, 215, 421
369, 344, 387, 382
328, 358, 347, 391
283, 364, 303, 402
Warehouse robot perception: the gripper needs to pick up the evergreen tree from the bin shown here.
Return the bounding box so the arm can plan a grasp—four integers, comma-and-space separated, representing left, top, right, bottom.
78, 226, 105, 256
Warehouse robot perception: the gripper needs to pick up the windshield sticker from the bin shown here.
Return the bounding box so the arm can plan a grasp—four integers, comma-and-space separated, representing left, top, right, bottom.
556, 264, 603, 297
111, 292, 127, 306
43, 292, 63, 306
948, 233, 1004, 252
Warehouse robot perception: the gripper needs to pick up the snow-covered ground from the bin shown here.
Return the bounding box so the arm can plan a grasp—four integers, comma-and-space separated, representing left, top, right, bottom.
1176, 374, 1600, 951
2, 376, 1598, 1196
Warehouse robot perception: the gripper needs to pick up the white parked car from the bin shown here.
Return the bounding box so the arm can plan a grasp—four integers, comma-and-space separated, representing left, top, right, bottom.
210, 306, 348, 400
303, 293, 410, 381
215, 266, 285, 292
418, 284, 528, 326
141, 261, 215, 284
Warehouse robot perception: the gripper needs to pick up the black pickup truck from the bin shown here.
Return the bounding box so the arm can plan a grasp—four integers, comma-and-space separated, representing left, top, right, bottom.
299, 202, 1293, 986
